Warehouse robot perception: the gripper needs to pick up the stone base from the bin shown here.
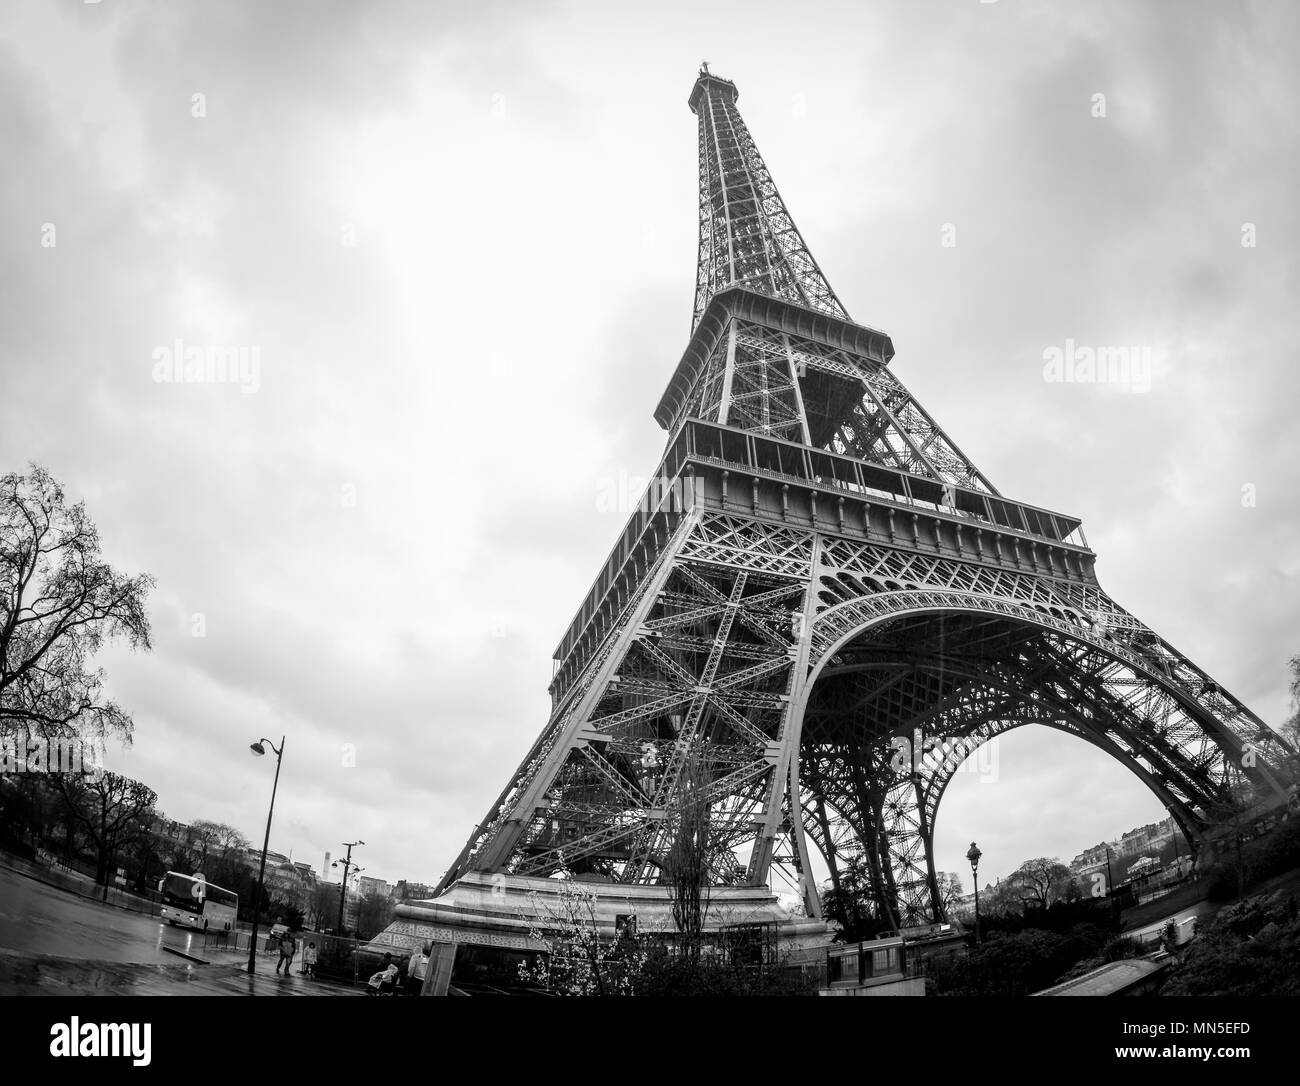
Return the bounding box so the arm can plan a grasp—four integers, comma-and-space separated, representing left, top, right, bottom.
819, 977, 926, 996
368, 871, 832, 955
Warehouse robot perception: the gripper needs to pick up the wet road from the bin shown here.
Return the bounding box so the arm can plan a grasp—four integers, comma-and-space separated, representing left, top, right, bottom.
0, 865, 202, 964
1126, 899, 1217, 945
0, 947, 361, 995
0, 866, 360, 995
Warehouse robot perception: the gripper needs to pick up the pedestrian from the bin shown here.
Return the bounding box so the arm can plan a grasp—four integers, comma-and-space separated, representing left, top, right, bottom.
275, 930, 297, 975
302, 940, 318, 978
406, 942, 430, 995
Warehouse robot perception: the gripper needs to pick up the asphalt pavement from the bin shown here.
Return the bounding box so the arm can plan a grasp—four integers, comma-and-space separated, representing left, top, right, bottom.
0, 864, 359, 996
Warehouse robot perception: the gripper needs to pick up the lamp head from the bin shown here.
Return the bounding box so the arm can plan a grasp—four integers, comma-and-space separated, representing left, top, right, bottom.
966, 841, 982, 867
250, 741, 266, 756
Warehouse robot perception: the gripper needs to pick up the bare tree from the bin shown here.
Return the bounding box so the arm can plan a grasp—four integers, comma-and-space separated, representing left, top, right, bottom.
979, 878, 1024, 918
935, 871, 964, 916
188, 820, 250, 869
1203, 761, 1256, 900
518, 863, 646, 996
1009, 857, 1072, 910
1, 466, 153, 745
1283, 654, 1300, 752
354, 891, 396, 941
665, 745, 714, 964
308, 882, 338, 930
53, 770, 157, 894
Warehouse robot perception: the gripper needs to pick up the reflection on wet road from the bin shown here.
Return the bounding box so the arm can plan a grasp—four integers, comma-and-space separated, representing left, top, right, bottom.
0, 865, 204, 964
0, 948, 358, 995
0, 866, 359, 995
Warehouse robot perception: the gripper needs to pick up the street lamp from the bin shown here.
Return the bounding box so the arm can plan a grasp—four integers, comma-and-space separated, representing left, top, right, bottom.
966, 841, 982, 944
247, 736, 285, 975
1164, 806, 1184, 873
332, 840, 364, 935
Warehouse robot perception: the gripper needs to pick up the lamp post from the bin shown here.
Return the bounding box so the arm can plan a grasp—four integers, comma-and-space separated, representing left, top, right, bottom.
332, 840, 364, 935
247, 736, 285, 975
1165, 806, 1183, 874
966, 841, 982, 944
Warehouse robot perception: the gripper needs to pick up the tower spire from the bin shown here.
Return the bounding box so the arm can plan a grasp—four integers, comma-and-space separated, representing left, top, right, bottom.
689, 69, 848, 330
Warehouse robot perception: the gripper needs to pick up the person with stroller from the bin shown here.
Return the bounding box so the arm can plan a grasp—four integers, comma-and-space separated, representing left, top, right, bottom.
301, 940, 318, 978
366, 952, 400, 995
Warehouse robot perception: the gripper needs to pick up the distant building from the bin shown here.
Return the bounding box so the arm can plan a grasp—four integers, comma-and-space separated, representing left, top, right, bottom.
1070, 842, 1112, 877
1069, 817, 1180, 881
1126, 855, 1159, 878
237, 848, 314, 909
951, 890, 976, 914
394, 880, 436, 901
245, 848, 291, 869
1117, 818, 1179, 859
355, 875, 391, 900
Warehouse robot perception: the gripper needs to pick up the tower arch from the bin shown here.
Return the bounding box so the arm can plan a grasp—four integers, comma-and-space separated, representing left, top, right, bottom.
775, 589, 1289, 921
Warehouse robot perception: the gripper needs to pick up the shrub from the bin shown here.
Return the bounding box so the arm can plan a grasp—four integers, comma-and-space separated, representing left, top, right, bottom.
635, 947, 817, 996
1162, 889, 1300, 996
1102, 934, 1142, 961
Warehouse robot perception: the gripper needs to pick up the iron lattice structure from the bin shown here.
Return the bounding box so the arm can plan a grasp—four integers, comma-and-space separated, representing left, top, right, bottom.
438, 70, 1297, 926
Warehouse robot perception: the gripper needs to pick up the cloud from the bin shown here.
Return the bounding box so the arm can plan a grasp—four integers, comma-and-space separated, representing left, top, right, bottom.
2, 0, 1295, 891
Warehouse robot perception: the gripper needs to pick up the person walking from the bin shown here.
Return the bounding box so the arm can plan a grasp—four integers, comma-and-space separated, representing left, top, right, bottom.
301, 940, 318, 978
275, 930, 297, 975
406, 942, 430, 995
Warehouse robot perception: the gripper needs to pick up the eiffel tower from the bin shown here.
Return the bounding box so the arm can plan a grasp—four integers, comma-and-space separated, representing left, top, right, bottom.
427, 68, 1295, 932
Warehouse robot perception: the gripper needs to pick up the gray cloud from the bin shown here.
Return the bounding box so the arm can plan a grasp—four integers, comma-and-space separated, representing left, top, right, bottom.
2, 0, 1296, 891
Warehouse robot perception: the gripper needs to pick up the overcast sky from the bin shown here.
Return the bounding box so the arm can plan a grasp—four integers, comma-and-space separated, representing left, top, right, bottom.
2, 0, 1296, 897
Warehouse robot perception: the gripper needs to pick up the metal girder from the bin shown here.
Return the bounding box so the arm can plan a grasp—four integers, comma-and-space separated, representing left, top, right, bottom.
691, 74, 847, 331
787, 582, 1296, 923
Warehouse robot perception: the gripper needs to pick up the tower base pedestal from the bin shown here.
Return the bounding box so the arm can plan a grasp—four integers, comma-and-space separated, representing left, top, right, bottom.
369, 871, 831, 956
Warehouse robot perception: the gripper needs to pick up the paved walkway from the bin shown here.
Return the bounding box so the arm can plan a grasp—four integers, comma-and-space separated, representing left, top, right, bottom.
1032, 956, 1168, 997
0, 947, 363, 996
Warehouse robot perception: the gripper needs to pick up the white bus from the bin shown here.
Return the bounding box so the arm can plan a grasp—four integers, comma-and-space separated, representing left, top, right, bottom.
158, 871, 239, 932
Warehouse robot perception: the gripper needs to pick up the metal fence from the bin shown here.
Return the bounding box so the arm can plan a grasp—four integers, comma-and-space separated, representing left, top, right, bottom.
0, 849, 162, 917
198, 928, 390, 988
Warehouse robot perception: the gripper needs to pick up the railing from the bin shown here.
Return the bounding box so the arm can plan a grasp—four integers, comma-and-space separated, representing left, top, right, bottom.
0, 847, 162, 917
199, 928, 374, 986
682, 418, 1089, 548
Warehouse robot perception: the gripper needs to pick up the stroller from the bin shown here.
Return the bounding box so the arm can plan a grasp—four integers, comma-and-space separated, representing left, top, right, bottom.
365, 954, 401, 996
